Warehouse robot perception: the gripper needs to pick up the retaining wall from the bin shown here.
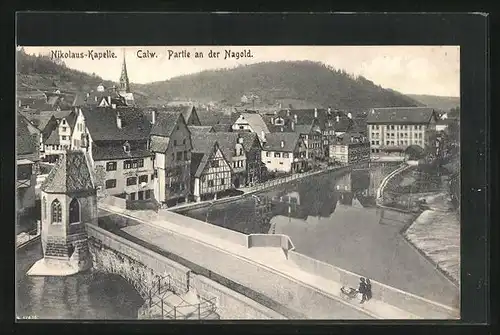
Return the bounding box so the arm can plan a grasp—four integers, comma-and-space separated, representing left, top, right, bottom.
288, 251, 459, 319
247, 234, 295, 257
100, 196, 127, 209
190, 274, 287, 319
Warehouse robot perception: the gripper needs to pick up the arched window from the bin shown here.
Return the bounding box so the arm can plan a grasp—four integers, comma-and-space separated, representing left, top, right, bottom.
51, 199, 62, 224
69, 198, 80, 224
42, 197, 47, 219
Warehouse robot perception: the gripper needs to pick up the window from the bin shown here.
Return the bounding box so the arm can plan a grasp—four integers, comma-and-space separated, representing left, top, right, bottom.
138, 191, 144, 200
376, 141, 380, 145
239, 126, 244, 130
130, 192, 136, 201
208, 180, 214, 187
174, 140, 177, 146
151, 173, 155, 180
386, 141, 390, 145
210, 160, 219, 168
274, 152, 281, 158
139, 175, 148, 183
42, 197, 46, 219
176, 152, 183, 161
145, 190, 152, 199
51, 199, 62, 224
221, 178, 225, 185
126, 177, 137, 186
62, 120, 66, 125
124, 160, 132, 169
371, 140, 375, 145
184, 151, 189, 160
106, 162, 117, 171
69, 198, 80, 224
123, 159, 144, 169
105, 179, 117, 189
283, 152, 289, 158
266, 152, 270, 157
279, 162, 283, 165
390, 125, 395, 130
62, 127, 67, 132
267, 161, 271, 164
182, 139, 186, 145
62, 136, 67, 140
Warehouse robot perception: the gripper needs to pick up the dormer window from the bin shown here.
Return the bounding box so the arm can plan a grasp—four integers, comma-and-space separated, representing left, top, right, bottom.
123, 141, 131, 154
62, 119, 66, 125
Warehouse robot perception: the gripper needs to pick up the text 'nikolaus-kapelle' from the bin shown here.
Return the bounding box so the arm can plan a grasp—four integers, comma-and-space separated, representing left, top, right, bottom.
50, 50, 117, 60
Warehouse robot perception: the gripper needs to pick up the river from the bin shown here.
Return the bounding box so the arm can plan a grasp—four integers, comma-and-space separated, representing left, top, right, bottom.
16, 242, 144, 320
180, 163, 459, 307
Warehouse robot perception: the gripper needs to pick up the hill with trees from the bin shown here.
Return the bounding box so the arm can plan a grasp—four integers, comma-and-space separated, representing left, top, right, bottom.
407, 94, 460, 112
135, 61, 422, 111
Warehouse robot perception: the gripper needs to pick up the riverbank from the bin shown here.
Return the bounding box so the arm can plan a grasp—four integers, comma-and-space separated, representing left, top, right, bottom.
171, 164, 353, 213
403, 193, 460, 287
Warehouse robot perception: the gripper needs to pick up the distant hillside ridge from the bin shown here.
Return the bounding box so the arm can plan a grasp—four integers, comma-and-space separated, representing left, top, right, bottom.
17, 49, 117, 93
407, 94, 460, 112
136, 61, 422, 111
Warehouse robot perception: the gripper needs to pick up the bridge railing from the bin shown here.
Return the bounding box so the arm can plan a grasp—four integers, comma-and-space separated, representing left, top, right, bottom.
16, 227, 40, 249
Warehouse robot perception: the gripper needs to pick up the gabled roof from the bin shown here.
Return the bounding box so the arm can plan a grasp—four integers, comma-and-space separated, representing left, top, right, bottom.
212, 124, 233, 132
150, 111, 182, 137
150, 135, 170, 153
61, 110, 78, 130
191, 132, 216, 154
262, 132, 302, 152
366, 107, 437, 124
44, 127, 60, 145
41, 151, 96, 194
333, 117, 354, 132
47, 95, 60, 105
188, 126, 214, 135
91, 143, 153, 161
157, 105, 197, 124
17, 114, 39, 158
235, 113, 270, 138
81, 107, 152, 141
190, 142, 226, 178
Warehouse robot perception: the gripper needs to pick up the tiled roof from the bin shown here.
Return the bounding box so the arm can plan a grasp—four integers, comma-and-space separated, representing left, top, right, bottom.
81, 107, 152, 141
150, 111, 182, 137
191, 132, 216, 154
72, 93, 87, 107
91, 143, 153, 161
333, 117, 354, 132
188, 126, 214, 135
44, 127, 60, 145
236, 113, 270, 140
212, 124, 233, 132
47, 95, 59, 105
157, 106, 196, 124
366, 107, 437, 124
41, 151, 96, 194
262, 132, 302, 152
278, 109, 331, 129
294, 124, 313, 135
62, 110, 78, 130
190, 152, 207, 178
150, 135, 171, 153
17, 114, 39, 157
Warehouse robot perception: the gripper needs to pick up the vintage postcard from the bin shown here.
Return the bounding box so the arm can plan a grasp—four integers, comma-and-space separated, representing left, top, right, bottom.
16, 45, 461, 320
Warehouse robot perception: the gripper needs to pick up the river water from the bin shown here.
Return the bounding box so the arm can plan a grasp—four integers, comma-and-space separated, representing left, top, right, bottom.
181, 163, 459, 307
16, 242, 144, 320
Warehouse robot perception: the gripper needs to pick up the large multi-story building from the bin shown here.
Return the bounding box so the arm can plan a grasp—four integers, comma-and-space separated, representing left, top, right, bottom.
149, 110, 192, 206
366, 107, 438, 161
81, 107, 155, 201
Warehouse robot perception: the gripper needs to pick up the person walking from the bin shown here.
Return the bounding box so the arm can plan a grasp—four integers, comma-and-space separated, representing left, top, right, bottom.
358, 277, 367, 304
365, 278, 372, 301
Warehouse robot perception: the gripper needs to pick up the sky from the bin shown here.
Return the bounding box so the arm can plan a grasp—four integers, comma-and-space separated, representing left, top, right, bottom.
21, 46, 460, 97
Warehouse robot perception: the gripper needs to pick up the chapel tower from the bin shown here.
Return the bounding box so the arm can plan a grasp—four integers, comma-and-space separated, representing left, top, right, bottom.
38, 150, 97, 274
119, 50, 131, 93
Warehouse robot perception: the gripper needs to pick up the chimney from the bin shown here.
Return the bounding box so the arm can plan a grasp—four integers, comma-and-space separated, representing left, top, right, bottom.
261, 130, 265, 142
280, 140, 285, 148
95, 96, 98, 102
280, 127, 284, 132
314, 108, 318, 118
291, 122, 295, 131
151, 110, 156, 125
116, 112, 122, 129
111, 104, 116, 109
347, 112, 352, 119
238, 136, 244, 144
294, 114, 298, 123
279, 103, 282, 109
286, 109, 290, 116
328, 107, 331, 114
108, 96, 112, 105
336, 115, 340, 122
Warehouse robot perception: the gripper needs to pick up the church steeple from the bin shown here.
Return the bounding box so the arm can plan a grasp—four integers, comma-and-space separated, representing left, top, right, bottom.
119, 50, 130, 93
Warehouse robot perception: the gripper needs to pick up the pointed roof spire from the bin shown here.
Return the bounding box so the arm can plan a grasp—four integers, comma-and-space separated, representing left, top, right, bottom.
119, 48, 130, 93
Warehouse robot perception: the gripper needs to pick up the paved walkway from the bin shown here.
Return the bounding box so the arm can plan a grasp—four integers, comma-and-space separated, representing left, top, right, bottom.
98, 203, 442, 319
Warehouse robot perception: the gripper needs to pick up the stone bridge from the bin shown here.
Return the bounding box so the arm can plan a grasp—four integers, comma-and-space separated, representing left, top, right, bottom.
86, 200, 460, 320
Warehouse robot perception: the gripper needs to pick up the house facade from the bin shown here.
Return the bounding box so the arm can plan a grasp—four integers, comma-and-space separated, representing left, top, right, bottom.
149, 111, 192, 206
329, 135, 370, 165
261, 133, 307, 174
366, 107, 438, 161
81, 107, 155, 201
190, 141, 233, 202
231, 112, 270, 144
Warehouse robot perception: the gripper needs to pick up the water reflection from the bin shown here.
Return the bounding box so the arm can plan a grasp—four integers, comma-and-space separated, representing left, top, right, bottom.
183, 163, 397, 234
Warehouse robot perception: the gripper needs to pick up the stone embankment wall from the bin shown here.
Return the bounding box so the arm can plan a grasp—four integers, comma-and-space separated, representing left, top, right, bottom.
87, 224, 285, 319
